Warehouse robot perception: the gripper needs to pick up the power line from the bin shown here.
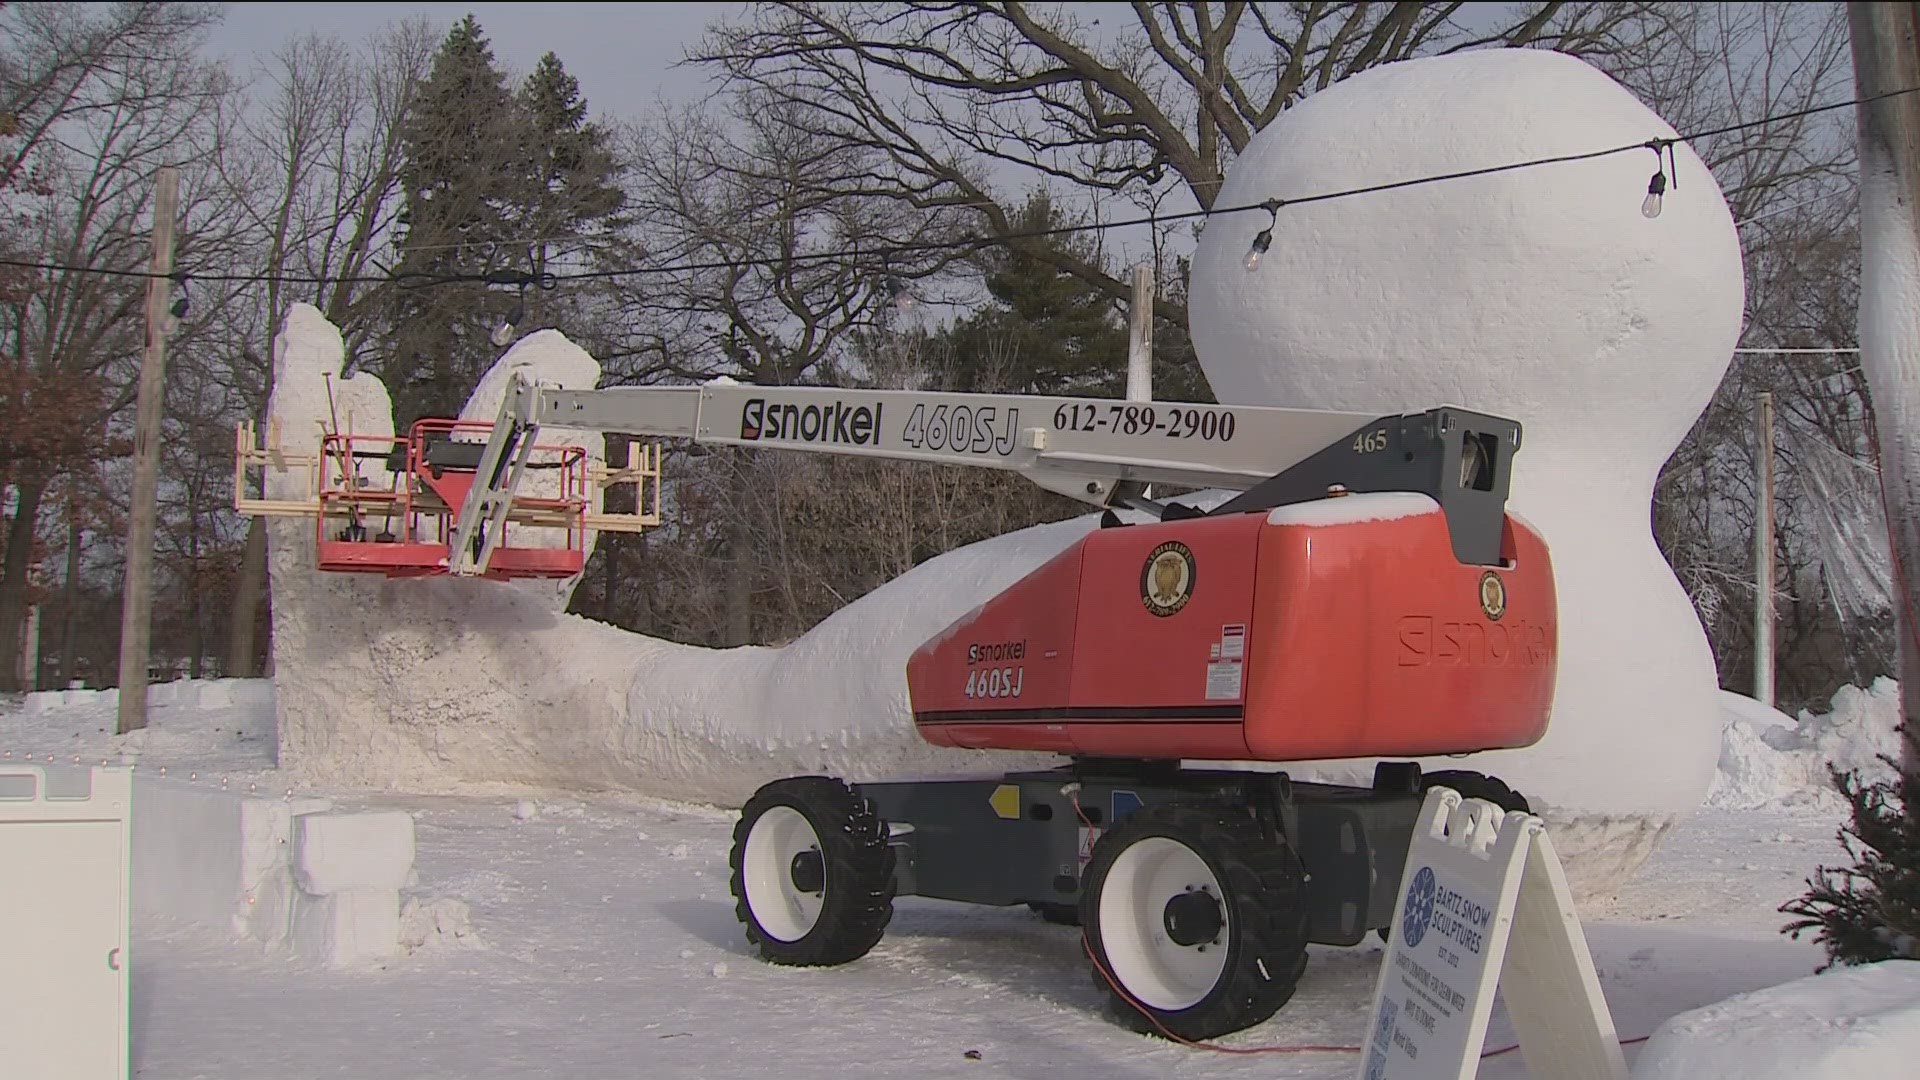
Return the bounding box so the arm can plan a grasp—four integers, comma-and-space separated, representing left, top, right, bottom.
1734, 190, 1853, 229
2, 82, 1914, 292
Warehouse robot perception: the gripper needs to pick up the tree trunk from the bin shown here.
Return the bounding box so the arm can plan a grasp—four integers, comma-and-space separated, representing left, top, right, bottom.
599, 434, 630, 626
724, 447, 755, 647
1849, 1, 1920, 779
59, 501, 81, 686
227, 517, 266, 677
0, 473, 49, 692
187, 505, 203, 680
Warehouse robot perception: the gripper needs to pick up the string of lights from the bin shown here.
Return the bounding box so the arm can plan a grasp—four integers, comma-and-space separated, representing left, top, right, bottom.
0, 81, 1909, 293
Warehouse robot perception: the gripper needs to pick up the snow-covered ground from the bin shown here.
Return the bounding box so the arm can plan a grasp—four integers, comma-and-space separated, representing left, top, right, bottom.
0, 678, 1895, 1077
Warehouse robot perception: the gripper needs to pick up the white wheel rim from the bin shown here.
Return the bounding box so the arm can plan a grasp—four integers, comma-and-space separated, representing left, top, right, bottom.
743, 806, 826, 942
1097, 836, 1230, 1011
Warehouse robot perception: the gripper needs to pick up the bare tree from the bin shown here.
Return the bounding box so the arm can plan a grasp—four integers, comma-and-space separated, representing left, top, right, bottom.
212, 21, 434, 677
597, 90, 966, 642
0, 1, 227, 690
1622, 3, 1876, 711
692, 2, 1669, 330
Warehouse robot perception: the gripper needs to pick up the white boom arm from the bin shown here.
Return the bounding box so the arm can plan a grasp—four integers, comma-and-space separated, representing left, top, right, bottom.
448, 374, 1387, 576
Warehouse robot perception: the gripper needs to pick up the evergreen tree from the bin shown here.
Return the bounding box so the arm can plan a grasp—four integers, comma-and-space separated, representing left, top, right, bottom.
383, 24, 621, 427
1781, 726, 1920, 965
945, 194, 1126, 396
941, 194, 1211, 401
386, 14, 524, 426
508, 53, 624, 338
514, 52, 624, 268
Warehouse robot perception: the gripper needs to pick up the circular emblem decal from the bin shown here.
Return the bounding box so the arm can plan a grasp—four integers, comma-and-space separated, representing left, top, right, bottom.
1141, 541, 1196, 617
1401, 865, 1437, 948
1478, 570, 1507, 621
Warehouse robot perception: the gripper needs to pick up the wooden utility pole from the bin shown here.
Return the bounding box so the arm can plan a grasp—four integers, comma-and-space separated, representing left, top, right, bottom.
116, 165, 178, 735
1127, 264, 1154, 500
1125, 263, 1154, 403
1754, 392, 1776, 708
1849, 3, 1920, 778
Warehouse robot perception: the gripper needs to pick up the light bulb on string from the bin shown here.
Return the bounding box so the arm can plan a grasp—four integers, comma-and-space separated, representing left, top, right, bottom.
1243, 231, 1272, 271
1243, 199, 1282, 273
1641, 171, 1667, 219
882, 277, 914, 311
1641, 139, 1674, 220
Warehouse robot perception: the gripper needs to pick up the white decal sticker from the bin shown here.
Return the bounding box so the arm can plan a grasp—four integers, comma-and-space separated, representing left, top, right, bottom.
1077, 825, 1102, 865
1221, 624, 1247, 660
1206, 661, 1244, 701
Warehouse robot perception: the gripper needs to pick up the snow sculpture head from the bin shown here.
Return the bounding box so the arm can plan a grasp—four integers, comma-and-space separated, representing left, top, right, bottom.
1190, 48, 1742, 458
1190, 50, 1744, 839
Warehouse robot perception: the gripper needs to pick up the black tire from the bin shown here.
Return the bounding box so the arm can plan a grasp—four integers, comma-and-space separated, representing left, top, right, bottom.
1029, 902, 1081, 926
1079, 805, 1310, 1041
1378, 771, 1531, 943
729, 776, 896, 966
1420, 770, 1532, 814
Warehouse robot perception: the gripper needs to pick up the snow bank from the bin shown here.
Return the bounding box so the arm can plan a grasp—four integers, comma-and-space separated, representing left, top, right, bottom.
1707, 680, 1904, 810
133, 773, 414, 965
1630, 961, 1920, 1079
129, 774, 332, 937
23, 679, 271, 715
6, 678, 278, 778
14, 705, 427, 967
1189, 49, 1743, 843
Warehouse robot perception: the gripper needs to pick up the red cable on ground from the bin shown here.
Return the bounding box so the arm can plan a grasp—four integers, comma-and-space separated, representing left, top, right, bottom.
1479, 1035, 1651, 1059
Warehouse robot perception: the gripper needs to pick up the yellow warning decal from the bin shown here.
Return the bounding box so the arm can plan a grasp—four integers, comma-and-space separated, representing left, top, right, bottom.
989, 784, 1020, 820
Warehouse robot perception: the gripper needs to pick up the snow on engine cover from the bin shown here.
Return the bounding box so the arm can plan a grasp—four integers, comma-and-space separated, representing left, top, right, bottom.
906, 493, 1556, 762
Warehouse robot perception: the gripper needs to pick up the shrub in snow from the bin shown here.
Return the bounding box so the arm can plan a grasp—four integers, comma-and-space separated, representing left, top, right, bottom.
1781, 721, 1920, 966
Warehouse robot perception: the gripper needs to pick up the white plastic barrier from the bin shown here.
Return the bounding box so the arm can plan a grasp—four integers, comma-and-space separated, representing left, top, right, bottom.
0, 766, 132, 1080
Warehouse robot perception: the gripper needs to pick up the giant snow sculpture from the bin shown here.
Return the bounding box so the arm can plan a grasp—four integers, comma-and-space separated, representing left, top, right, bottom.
263, 304, 1060, 804
1188, 48, 1745, 884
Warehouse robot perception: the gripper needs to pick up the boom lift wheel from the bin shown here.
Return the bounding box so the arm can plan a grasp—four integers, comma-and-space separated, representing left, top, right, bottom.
730, 776, 896, 966
1419, 770, 1531, 816
1079, 805, 1310, 1041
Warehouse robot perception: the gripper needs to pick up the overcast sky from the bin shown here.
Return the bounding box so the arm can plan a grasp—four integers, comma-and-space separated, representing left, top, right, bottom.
206, 2, 741, 118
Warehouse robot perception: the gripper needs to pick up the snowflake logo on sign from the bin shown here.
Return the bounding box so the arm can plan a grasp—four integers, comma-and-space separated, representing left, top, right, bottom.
1401, 865, 1437, 947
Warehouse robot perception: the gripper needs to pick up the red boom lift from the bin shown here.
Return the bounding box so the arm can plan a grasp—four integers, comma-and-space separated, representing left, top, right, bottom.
237, 375, 1554, 1039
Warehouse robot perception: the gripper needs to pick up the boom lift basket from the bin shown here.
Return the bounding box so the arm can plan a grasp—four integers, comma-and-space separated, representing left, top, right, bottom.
234, 417, 660, 580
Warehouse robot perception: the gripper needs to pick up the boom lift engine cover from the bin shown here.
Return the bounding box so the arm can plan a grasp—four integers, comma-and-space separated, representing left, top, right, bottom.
907, 503, 1554, 761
